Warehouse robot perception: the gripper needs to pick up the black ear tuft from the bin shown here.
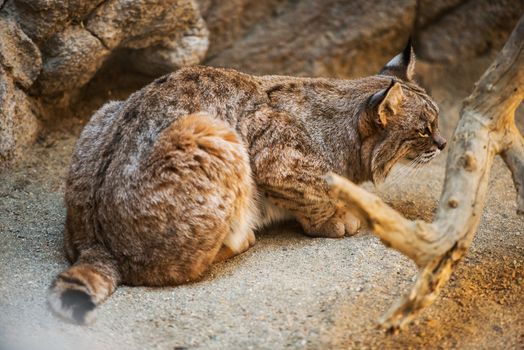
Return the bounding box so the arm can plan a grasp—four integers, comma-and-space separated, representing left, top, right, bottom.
379, 38, 416, 81
402, 37, 413, 66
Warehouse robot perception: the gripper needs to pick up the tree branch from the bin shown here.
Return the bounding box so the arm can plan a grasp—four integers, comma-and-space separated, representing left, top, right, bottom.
327, 15, 524, 331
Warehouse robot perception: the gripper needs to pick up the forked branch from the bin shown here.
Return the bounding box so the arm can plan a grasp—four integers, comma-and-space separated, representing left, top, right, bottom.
327, 15, 524, 331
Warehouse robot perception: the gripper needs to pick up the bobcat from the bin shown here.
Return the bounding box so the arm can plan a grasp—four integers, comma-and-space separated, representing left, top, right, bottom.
48, 41, 446, 324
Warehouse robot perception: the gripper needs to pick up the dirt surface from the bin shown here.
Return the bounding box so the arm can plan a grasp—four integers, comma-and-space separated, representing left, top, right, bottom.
1, 61, 523, 349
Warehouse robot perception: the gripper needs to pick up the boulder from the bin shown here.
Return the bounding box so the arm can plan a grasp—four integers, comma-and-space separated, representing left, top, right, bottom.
0, 67, 39, 164
202, 0, 417, 78
30, 0, 208, 95
0, 13, 41, 89
0, 0, 208, 166
415, 0, 466, 29
416, 0, 524, 63
196, 0, 284, 59
11, 0, 102, 44
32, 26, 110, 96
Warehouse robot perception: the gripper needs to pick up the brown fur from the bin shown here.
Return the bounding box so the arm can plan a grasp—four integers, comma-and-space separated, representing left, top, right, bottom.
49, 43, 446, 324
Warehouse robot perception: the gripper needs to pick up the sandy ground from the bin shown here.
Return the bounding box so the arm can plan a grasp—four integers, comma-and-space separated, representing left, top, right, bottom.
1, 63, 523, 349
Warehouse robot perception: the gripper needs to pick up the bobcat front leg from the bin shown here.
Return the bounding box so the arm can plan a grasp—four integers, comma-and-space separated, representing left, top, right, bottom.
247, 110, 360, 238
263, 183, 360, 238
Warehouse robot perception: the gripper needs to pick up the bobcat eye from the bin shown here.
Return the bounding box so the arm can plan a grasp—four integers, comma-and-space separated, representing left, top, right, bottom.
418, 126, 431, 138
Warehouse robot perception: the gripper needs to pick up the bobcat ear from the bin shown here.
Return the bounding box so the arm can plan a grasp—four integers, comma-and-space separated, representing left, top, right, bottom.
379, 38, 416, 81
368, 80, 404, 127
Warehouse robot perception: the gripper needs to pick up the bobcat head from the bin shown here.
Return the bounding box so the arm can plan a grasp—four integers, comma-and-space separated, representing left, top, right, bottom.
363, 39, 447, 183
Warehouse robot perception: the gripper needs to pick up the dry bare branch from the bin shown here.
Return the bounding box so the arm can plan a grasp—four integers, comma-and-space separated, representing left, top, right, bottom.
327, 15, 524, 331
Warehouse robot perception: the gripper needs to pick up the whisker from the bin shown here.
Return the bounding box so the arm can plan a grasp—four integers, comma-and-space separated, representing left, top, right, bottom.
383, 154, 421, 189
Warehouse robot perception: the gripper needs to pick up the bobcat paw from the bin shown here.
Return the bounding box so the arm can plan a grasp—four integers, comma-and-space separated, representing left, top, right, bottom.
314, 212, 361, 237
300, 210, 361, 238
301, 216, 345, 238
343, 212, 361, 236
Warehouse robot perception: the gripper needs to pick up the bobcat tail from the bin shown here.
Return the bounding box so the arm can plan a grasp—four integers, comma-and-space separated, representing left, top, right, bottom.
47, 246, 120, 325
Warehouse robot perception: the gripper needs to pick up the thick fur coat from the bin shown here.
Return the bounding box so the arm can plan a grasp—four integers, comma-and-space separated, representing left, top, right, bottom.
49, 42, 446, 324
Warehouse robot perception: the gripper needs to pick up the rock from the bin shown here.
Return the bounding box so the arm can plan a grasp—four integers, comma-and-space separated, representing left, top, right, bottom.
32, 26, 110, 96
0, 67, 39, 164
11, 0, 101, 44
196, 0, 284, 59
0, 71, 16, 162
31, 0, 208, 94
203, 0, 417, 78
86, 0, 206, 50
416, 0, 524, 63
416, 0, 466, 29
11, 0, 69, 44
0, 0, 211, 167
125, 16, 209, 76
67, 0, 106, 22
0, 13, 42, 89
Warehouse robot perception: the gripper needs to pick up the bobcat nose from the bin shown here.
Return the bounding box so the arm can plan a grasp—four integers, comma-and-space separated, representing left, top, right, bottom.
434, 135, 447, 150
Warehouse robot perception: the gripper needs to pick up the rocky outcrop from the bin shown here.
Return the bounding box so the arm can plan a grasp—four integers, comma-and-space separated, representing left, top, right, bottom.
0, 0, 522, 167
0, 65, 39, 163
415, 0, 524, 63
0, 12, 41, 163
199, 0, 524, 76
33, 26, 110, 95
201, 0, 417, 77
0, 12, 41, 89
0, 0, 208, 166
28, 0, 208, 96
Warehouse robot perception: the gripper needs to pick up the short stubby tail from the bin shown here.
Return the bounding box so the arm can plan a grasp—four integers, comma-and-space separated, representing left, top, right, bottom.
47, 247, 120, 325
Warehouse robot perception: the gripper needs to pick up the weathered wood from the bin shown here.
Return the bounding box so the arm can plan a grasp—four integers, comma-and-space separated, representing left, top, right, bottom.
327, 15, 524, 331
501, 126, 524, 214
